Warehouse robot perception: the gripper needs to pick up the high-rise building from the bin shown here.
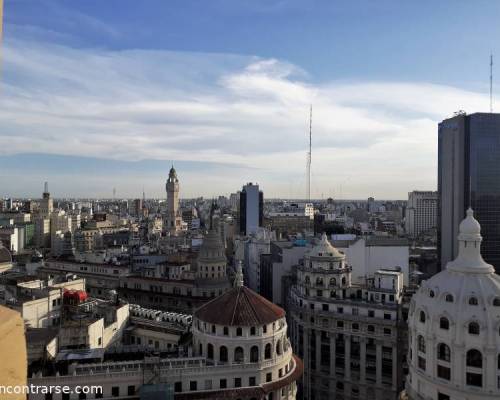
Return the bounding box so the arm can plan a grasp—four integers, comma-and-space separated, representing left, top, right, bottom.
405, 191, 438, 238
165, 166, 183, 233
406, 209, 500, 400
438, 112, 500, 271
39, 181, 53, 217
239, 182, 263, 235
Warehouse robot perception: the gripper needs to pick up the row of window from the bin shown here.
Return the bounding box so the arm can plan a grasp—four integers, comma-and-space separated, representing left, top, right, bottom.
420, 312, 487, 335
197, 320, 283, 336
427, 291, 500, 306
304, 276, 347, 286
203, 340, 287, 362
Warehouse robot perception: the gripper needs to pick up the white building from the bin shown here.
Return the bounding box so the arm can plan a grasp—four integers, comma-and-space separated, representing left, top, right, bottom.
405, 191, 438, 238
406, 209, 500, 400
165, 166, 183, 234
332, 236, 410, 285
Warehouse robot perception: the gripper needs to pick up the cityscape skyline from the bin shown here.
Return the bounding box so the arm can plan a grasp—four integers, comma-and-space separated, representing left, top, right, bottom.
1, 1, 500, 198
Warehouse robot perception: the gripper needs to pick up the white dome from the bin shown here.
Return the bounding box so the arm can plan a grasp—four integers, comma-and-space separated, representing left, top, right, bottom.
307, 233, 345, 259
406, 209, 500, 399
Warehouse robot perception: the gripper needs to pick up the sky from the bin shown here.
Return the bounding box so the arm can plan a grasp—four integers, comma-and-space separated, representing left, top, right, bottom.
1, 0, 500, 199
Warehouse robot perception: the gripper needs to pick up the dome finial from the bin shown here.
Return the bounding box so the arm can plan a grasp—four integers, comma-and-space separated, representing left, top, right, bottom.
234, 260, 244, 287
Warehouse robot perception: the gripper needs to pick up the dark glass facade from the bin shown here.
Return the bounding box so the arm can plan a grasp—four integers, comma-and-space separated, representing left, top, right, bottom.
438, 113, 500, 272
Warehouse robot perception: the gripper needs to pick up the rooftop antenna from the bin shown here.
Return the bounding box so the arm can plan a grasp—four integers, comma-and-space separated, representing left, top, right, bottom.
44, 181, 49, 194
306, 105, 312, 201
490, 54, 494, 113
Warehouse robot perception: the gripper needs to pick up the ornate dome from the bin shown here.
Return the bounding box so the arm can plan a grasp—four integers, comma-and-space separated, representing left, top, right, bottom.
407, 209, 500, 399
194, 285, 285, 326
198, 229, 226, 264
307, 233, 345, 259
0, 244, 12, 264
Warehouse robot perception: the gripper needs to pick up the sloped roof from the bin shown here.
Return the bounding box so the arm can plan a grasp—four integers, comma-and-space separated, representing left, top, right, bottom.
194, 286, 284, 326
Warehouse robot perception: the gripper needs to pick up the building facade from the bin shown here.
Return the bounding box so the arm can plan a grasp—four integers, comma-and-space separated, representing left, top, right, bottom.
288, 234, 407, 400
240, 183, 263, 235
405, 191, 438, 238
166, 166, 183, 234
406, 209, 500, 400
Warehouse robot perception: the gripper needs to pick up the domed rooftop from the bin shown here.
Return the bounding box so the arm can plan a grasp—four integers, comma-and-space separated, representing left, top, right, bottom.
307, 233, 345, 259
198, 229, 226, 264
194, 285, 285, 326
0, 244, 12, 264
459, 207, 481, 236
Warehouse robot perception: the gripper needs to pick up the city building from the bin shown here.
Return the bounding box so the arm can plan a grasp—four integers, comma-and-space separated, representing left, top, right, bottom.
29, 267, 303, 400
288, 234, 407, 400
39, 182, 54, 217
406, 209, 500, 399
166, 166, 184, 234
239, 183, 263, 235
438, 112, 500, 272
405, 191, 438, 238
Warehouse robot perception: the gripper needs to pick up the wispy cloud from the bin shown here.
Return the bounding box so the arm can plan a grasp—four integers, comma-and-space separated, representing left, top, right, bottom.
0, 33, 496, 198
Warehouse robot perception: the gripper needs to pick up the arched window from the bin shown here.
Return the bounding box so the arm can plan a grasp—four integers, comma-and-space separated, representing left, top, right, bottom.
265, 343, 272, 359
330, 290, 336, 298
429, 290, 435, 298
330, 277, 336, 286
250, 345, 259, 362
469, 297, 478, 306
276, 339, 282, 355
437, 343, 450, 362
440, 317, 449, 330
220, 346, 228, 362
469, 322, 480, 335
417, 335, 426, 353
305, 276, 310, 284
493, 297, 500, 306
445, 294, 454, 302
419, 311, 426, 323
466, 349, 482, 368
234, 346, 244, 363
316, 277, 323, 285
207, 343, 214, 359
341, 277, 346, 285
236, 327, 242, 336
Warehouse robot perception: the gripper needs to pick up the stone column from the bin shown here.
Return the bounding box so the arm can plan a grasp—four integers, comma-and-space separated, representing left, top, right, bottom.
360, 337, 366, 383
485, 347, 497, 390
316, 330, 322, 372
330, 334, 336, 377
345, 334, 351, 380
391, 345, 397, 390
376, 341, 382, 386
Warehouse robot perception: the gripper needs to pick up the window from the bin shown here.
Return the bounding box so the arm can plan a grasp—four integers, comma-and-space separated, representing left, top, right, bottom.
429, 290, 435, 298
305, 276, 310, 284
469, 297, 478, 306
419, 311, 426, 323
417, 335, 426, 353
469, 322, 480, 335
250, 326, 256, 335
211, 325, 216, 333
265, 343, 272, 359
276, 340, 282, 355
220, 346, 228, 362
112, 387, 119, 397
438, 393, 450, 400
263, 324, 267, 333
341, 277, 346, 285
330, 277, 336, 286
445, 294, 454, 302
337, 307, 344, 314
220, 379, 227, 389
466, 349, 483, 368
249, 376, 256, 386
223, 326, 229, 335
368, 310, 375, 318
316, 277, 323, 285
437, 343, 450, 362
466, 372, 482, 387
418, 356, 426, 371
250, 345, 259, 362
322, 304, 328, 311
190, 381, 197, 391
367, 325, 375, 333
127, 386, 135, 396
494, 297, 500, 306
383, 328, 391, 336
352, 323, 359, 331
440, 317, 449, 330
236, 327, 242, 336
207, 343, 214, 359
384, 313, 391, 320
330, 290, 336, 298
266, 372, 272, 382
437, 365, 451, 380
234, 346, 244, 363
337, 321, 344, 328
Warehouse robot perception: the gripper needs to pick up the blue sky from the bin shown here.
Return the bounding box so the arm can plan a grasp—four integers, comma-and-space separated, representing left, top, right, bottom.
1, 0, 499, 199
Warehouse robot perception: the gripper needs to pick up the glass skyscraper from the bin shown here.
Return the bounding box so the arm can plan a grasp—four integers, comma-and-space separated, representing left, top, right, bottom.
438, 112, 500, 272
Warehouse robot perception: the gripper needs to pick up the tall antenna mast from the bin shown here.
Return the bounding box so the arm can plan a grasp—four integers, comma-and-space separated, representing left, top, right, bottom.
306, 105, 312, 201
490, 54, 494, 113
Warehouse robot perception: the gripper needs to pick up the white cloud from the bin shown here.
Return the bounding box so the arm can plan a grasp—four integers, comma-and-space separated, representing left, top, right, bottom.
0, 37, 496, 198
